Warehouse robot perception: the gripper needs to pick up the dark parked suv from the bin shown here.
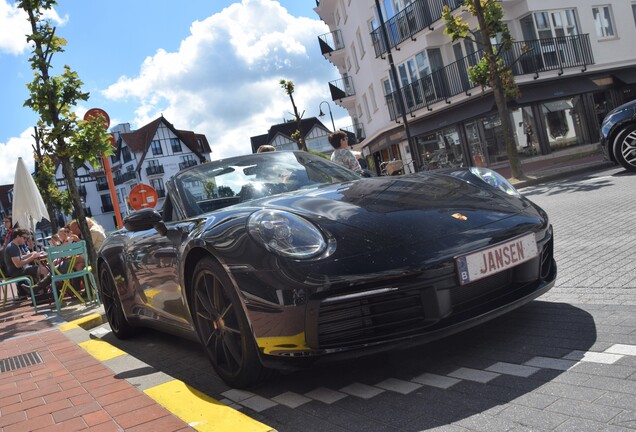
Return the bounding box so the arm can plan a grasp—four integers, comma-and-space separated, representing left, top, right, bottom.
599, 99, 636, 172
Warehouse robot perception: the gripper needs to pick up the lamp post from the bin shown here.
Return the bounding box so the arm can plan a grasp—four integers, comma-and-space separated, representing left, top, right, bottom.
319, 101, 336, 132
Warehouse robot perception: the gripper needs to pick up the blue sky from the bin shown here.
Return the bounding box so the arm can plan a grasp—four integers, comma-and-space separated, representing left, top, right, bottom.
0, 0, 347, 184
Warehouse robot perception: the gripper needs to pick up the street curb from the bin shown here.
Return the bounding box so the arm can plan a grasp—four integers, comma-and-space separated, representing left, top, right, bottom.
511, 161, 616, 189
59, 313, 277, 432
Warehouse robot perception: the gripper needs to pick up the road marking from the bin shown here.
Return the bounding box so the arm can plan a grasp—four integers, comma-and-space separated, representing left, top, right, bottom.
145, 380, 274, 432
78, 338, 126, 361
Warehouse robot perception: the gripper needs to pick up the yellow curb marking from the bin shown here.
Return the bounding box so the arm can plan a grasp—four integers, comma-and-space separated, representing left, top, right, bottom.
78, 339, 126, 362
58, 313, 104, 332
144, 380, 273, 432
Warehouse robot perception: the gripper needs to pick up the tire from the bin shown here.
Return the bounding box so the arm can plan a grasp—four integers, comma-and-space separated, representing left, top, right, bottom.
191, 257, 266, 388
99, 265, 137, 339
612, 124, 636, 172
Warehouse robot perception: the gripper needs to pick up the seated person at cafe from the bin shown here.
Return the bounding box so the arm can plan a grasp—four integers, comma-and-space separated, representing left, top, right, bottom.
4, 229, 51, 298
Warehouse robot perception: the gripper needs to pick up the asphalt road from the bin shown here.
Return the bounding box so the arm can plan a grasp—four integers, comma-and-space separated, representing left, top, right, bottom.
92, 166, 636, 432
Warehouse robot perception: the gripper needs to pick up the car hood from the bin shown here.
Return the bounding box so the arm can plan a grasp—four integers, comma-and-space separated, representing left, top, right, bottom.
238, 173, 541, 245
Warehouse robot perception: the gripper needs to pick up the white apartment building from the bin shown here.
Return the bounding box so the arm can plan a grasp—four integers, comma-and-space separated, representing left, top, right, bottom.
314, 0, 636, 174
55, 116, 212, 231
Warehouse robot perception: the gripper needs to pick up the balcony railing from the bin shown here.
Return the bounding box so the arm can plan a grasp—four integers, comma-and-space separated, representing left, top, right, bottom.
339, 123, 366, 143
371, 0, 462, 58
179, 160, 198, 170
156, 189, 166, 198
114, 171, 137, 185
146, 165, 165, 176
328, 76, 355, 101
384, 34, 594, 120
96, 181, 109, 191
318, 29, 344, 55
78, 185, 87, 197
101, 204, 114, 213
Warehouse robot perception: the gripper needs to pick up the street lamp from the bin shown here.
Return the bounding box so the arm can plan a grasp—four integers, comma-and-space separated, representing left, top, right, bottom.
318, 101, 336, 132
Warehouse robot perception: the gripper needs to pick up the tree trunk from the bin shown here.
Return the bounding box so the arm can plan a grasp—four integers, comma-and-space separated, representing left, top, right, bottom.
474, 0, 524, 179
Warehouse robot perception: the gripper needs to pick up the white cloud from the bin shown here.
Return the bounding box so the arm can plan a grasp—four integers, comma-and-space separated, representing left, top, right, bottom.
0, 128, 36, 185
103, 0, 340, 159
0, 0, 67, 56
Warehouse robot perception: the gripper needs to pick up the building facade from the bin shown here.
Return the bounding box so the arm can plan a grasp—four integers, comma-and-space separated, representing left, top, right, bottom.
314, 0, 636, 174
250, 117, 342, 154
55, 116, 212, 232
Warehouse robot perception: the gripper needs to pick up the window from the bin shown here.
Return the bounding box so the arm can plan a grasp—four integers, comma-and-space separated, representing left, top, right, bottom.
593, 6, 615, 38
121, 146, 132, 163
151, 140, 163, 156
632, 3, 636, 26
362, 94, 371, 120
171, 138, 182, 153
351, 43, 359, 72
368, 84, 379, 112
150, 178, 165, 192
356, 29, 365, 59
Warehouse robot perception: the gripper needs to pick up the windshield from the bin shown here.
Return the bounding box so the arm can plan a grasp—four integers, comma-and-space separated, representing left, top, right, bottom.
173, 151, 361, 217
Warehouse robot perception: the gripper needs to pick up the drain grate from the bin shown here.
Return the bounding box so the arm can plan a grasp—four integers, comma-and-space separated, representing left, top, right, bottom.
0, 352, 43, 373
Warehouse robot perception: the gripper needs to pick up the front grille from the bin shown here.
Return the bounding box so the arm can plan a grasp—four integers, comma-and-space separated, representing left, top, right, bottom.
313, 234, 555, 349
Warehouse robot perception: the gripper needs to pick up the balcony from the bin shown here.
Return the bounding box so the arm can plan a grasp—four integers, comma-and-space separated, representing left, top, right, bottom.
96, 181, 109, 191
101, 204, 114, 213
329, 76, 355, 101
384, 34, 594, 121
114, 171, 137, 185
179, 160, 198, 170
146, 164, 165, 176
371, 0, 462, 58
156, 189, 166, 198
318, 29, 344, 55
339, 123, 366, 144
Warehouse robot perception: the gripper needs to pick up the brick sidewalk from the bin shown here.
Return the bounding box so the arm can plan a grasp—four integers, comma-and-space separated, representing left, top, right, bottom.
0, 325, 195, 431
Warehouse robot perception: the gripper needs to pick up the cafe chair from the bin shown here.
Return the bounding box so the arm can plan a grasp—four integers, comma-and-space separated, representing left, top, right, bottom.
46, 240, 100, 315
0, 267, 37, 311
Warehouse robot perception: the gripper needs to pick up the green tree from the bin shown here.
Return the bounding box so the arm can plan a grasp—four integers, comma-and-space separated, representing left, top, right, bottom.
279, 79, 308, 151
19, 0, 113, 279
33, 126, 72, 234
443, 0, 524, 179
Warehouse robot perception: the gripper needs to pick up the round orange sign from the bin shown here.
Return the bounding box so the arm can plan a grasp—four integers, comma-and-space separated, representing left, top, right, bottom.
83, 108, 111, 128
128, 184, 158, 211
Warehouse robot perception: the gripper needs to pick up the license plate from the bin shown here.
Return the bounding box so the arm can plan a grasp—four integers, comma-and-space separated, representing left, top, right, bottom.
456, 233, 538, 285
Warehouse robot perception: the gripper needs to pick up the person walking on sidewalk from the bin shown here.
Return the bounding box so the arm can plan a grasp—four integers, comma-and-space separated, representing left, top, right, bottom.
3, 228, 51, 299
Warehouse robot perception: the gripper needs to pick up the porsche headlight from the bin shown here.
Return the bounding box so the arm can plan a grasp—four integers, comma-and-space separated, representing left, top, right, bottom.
247, 210, 329, 259
470, 167, 520, 197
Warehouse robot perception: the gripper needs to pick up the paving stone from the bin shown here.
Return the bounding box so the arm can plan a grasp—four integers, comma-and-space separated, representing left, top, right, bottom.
374, 378, 421, 394
271, 391, 312, 409
563, 350, 624, 364
544, 398, 623, 423
554, 417, 634, 432
304, 387, 347, 404
496, 404, 569, 430
524, 356, 578, 370
606, 344, 636, 356
238, 394, 278, 412
485, 362, 540, 378
448, 367, 500, 383
535, 381, 607, 402
411, 373, 460, 389
220, 388, 255, 402
339, 382, 384, 399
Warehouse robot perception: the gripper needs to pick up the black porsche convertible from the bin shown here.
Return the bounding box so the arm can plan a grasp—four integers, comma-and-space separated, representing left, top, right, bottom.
97, 150, 556, 387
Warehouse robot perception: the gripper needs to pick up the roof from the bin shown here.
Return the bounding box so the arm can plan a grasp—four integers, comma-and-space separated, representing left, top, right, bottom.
118, 116, 212, 173
250, 117, 328, 152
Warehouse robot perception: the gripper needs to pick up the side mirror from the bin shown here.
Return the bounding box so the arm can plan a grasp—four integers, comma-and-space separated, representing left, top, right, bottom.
123, 209, 167, 235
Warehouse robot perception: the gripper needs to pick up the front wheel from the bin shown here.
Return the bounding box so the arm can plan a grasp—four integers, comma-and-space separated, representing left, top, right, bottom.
191, 257, 266, 388
613, 124, 636, 172
99, 265, 136, 339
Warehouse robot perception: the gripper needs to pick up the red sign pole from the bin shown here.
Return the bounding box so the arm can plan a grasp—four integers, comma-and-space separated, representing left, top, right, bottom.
84, 109, 123, 229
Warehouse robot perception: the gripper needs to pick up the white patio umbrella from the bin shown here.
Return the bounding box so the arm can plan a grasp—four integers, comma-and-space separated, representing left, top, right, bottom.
12, 157, 50, 232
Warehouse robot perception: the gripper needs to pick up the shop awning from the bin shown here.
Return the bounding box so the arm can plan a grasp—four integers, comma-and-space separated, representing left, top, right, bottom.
516, 77, 599, 104
409, 96, 495, 137
541, 100, 573, 113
